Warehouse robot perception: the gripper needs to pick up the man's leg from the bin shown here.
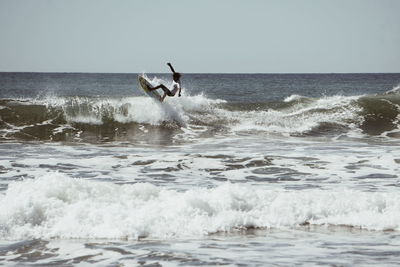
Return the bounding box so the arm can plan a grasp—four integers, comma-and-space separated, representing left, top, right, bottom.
161, 93, 167, 102
148, 84, 169, 92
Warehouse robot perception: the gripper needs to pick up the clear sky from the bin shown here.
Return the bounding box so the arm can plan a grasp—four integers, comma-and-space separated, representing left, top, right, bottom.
0, 0, 399, 73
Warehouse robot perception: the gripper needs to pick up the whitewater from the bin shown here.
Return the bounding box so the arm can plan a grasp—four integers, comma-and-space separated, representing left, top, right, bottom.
1, 72, 400, 266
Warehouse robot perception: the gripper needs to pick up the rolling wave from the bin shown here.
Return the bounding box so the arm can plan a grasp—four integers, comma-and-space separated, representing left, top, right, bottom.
0, 88, 399, 142
1, 172, 400, 240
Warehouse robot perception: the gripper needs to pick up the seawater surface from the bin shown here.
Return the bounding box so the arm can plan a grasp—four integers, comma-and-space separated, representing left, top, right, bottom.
1, 73, 400, 266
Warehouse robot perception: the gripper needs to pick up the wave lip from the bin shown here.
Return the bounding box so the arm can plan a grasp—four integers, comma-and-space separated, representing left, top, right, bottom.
283, 94, 311, 103
383, 84, 400, 95
1, 173, 400, 240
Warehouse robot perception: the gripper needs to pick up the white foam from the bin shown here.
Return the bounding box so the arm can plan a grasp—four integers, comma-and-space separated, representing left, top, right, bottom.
1, 173, 400, 240
65, 115, 103, 125
34, 93, 223, 127
168, 93, 226, 112
41, 74, 225, 127
230, 95, 362, 134
384, 84, 400, 95
284, 94, 307, 102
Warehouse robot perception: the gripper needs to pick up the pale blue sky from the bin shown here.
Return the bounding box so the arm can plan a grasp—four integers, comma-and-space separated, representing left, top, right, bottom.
0, 0, 399, 73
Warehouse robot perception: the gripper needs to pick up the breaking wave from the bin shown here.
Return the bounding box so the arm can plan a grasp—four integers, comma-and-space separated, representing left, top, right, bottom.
1, 172, 400, 240
0, 87, 399, 142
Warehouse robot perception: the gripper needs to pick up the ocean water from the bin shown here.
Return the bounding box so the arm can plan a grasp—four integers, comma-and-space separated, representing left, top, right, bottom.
0, 72, 400, 266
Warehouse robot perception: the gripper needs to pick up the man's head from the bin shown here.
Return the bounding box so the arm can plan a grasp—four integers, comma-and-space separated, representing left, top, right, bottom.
173, 72, 181, 81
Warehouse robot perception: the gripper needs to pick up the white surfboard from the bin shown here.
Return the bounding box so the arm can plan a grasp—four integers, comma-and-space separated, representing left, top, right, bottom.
138, 75, 162, 102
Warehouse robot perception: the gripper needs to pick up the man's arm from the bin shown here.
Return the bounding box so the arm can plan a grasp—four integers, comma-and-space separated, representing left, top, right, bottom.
167, 62, 176, 73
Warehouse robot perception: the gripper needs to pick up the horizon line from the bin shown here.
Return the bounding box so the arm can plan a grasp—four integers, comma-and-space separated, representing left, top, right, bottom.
1, 71, 400, 75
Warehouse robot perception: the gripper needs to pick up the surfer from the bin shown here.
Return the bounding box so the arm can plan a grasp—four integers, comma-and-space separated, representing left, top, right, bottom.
149, 63, 182, 102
